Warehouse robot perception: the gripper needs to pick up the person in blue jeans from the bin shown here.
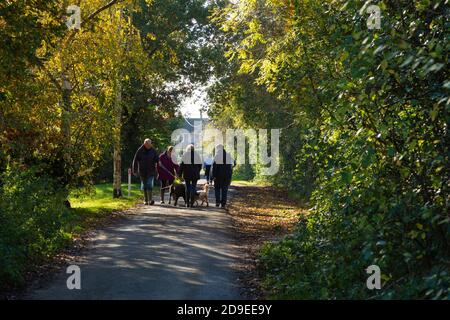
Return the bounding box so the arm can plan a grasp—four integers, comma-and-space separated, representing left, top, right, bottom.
203, 154, 213, 182
211, 144, 235, 208
132, 138, 159, 205
179, 144, 202, 207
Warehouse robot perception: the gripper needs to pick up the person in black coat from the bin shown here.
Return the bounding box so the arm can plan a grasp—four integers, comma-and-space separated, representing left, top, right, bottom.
211, 144, 235, 208
179, 144, 202, 207
132, 138, 159, 205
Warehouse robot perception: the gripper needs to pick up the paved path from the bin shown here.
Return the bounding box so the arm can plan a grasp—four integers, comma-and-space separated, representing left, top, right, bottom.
27, 183, 241, 300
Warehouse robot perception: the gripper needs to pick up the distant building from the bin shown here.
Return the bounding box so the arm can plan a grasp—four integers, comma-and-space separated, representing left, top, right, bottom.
176, 117, 210, 155
182, 117, 209, 134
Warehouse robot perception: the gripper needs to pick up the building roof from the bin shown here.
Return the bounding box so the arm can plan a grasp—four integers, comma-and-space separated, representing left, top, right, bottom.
182, 118, 209, 133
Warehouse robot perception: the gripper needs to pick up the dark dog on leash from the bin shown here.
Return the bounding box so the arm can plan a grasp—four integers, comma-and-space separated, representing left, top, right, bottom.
169, 183, 186, 206
169, 182, 200, 207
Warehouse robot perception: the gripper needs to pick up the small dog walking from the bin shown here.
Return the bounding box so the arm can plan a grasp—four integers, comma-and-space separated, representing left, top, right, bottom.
197, 182, 210, 207
169, 181, 210, 207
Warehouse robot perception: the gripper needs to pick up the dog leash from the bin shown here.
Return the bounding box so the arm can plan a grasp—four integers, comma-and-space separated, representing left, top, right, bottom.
158, 160, 180, 191
160, 183, 174, 190
158, 162, 211, 191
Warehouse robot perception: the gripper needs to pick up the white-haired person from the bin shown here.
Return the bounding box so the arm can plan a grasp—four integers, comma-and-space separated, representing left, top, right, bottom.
132, 138, 159, 205
179, 144, 202, 207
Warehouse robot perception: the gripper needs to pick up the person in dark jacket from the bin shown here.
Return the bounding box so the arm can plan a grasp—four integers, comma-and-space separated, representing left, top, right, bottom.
157, 146, 180, 204
211, 144, 235, 208
179, 144, 202, 207
132, 138, 159, 205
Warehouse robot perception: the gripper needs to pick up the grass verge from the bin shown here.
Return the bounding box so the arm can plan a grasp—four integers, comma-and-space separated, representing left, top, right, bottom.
63, 182, 163, 237
66, 183, 144, 234
1, 183, 147, 297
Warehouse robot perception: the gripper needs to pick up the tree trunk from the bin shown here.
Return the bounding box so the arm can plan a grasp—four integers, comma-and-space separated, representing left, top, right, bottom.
112, 9, 125, 199
60, 0, 73, 190
59, 0, 72, 205
112, 77, 122, 198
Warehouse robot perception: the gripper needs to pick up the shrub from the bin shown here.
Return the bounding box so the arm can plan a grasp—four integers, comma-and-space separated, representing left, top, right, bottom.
260, 173, 450, 299
0, 166, 72, 291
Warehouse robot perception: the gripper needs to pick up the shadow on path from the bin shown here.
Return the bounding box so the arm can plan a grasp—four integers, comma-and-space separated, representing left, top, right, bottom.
27, 186, 242, 300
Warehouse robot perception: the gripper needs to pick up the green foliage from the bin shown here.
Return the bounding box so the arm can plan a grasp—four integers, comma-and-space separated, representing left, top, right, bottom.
0, 1, 63, 84
0, 0, 222, 291
0, 174, 144, 292
232, 164, 255, 181
95, 0, 221, 182
210, 0, 450, 299
70, 182, 146, 214
0, 167, 72, 290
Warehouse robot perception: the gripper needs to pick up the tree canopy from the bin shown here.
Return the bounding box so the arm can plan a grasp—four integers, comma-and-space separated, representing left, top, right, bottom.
208, 0, 449, 299
0, 0, 448, 298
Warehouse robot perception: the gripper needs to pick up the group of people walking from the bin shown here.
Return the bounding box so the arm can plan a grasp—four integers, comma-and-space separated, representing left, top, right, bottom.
132, 138, 235, 208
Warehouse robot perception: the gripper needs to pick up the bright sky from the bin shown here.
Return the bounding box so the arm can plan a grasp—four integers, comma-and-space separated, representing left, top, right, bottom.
180, 86, 208, 119
181, 81, 212, 118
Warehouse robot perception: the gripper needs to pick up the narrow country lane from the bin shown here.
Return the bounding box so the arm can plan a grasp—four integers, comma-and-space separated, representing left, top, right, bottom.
27, 186, 242, 300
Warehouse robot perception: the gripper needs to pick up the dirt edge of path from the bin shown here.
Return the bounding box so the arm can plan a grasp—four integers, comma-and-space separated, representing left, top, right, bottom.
227, 183, 308, 300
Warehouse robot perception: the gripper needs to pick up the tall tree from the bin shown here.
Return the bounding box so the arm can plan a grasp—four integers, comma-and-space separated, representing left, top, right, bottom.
210, 0, 449, 298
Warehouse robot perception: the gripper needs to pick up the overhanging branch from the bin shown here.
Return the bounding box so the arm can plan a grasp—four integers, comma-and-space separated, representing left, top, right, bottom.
85, 0, 124, 24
